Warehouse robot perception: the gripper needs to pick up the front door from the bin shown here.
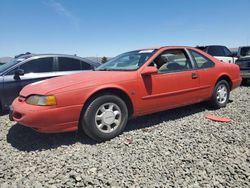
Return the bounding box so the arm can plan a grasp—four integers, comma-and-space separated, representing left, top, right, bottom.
137, 49, 201, 115
2, 57, 55, 108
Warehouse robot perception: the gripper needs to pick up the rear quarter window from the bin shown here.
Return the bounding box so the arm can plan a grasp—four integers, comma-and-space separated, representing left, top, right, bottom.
58, 57, 81, 71
189, 50, 215, 69
81, 61, 93, 70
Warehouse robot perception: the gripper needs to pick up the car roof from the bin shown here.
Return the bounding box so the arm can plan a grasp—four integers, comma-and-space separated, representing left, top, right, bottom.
134, 46, 197, 51
16, 54, 100, 66
196, 45, 228, 48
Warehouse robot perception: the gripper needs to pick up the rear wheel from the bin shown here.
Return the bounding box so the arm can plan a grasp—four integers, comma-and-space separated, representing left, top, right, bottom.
209, 80, 230, 109
81, 94, 128, 142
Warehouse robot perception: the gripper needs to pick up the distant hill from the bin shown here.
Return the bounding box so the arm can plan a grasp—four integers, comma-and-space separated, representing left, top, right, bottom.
0, 56, 112, 64
0, 57, 13, 63
230, 48, 238, 53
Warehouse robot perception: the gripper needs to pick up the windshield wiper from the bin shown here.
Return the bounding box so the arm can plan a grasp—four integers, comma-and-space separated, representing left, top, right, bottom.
97, 68, 135, 71
96, 68, 113, 71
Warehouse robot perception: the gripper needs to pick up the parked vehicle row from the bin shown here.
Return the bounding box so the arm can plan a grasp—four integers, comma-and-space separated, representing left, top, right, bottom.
235, 46, 250, 84
196, 45, 250, 84
0, 54, 100, 113
9, 46, 241, 141
196, 45, 237, 63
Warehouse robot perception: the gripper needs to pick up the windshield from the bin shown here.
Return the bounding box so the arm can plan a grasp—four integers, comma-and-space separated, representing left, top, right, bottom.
96, 50, 156, 71
240, 47, 250, 57
0, 58, 26, 73
0, 60, 18, 73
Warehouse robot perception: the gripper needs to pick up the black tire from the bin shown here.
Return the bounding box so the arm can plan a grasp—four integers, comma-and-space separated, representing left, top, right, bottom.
81, 94, 128, 142
241, 78, 248, 86
209, 80, 230, 109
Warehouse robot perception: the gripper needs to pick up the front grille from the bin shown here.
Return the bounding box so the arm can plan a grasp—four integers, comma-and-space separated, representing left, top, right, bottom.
236, 60, 250, 68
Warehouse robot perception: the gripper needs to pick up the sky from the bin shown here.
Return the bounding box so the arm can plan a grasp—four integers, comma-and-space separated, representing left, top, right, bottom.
0, 0, 250, 57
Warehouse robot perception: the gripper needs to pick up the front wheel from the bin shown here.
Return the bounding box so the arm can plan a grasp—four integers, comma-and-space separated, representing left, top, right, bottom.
209, 80, 230, 109
81, 94, 128, 142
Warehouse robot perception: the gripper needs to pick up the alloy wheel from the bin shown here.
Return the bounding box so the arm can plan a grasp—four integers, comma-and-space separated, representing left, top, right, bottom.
95, 103, 122, 133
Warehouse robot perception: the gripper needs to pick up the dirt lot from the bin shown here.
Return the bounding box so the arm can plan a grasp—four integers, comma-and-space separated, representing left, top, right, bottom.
0, 85, 249, 187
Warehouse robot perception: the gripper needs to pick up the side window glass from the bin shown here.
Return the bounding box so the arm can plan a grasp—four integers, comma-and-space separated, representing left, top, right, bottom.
240, 47, 250, 56
58, 57, 81, 71
189, 50, 215, 69
152, 49, 192, 73
223, 47, 232, 57
81, 61, 92, 70
20, 57, 53, 74
6, 68, 18, 75
207, 47, 225, 56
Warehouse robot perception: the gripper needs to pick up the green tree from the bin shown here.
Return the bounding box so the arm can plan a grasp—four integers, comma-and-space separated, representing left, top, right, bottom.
101, 56, 108, 64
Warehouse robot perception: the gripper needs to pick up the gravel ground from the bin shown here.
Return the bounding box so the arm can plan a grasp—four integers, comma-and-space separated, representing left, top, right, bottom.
0, 85, 250, 187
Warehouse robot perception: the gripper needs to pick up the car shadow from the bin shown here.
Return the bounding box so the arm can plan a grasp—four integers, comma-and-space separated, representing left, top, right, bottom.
241, 80, 250, 87
7, 103, 207, 152
124, 103, 207, 132
7, 125, 96, 152
0, 110, 10, 116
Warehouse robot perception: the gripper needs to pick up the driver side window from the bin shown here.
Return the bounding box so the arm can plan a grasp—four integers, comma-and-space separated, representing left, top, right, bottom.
20, 57, 53, 74
150, 49, 192, 73
6, 57, 54, 75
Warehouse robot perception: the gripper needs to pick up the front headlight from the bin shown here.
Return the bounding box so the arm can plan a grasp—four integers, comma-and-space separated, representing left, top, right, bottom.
26, 95, 57, 106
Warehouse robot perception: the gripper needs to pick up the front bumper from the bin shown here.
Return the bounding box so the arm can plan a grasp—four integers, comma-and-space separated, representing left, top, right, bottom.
11, 98, 82, 133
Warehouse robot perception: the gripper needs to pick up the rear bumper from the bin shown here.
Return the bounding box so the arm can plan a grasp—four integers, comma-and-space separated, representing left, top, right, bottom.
231, 77, 242, 90
11, 98, 82, 133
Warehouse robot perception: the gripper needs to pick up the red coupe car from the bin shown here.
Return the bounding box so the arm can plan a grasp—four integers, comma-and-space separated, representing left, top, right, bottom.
10, 46, 241, 141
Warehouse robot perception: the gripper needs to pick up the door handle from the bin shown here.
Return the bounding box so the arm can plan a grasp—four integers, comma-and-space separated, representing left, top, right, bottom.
192, 72, 198, 79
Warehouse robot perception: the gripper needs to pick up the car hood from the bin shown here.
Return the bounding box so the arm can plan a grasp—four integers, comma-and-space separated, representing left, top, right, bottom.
20, 71, 136, 97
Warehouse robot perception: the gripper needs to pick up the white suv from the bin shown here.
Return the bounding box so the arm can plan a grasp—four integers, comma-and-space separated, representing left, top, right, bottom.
196, 45, 237, 63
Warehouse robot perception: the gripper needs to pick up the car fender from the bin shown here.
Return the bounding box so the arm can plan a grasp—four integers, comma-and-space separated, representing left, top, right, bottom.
82, 82, 137, 113
214, 71, 233, 88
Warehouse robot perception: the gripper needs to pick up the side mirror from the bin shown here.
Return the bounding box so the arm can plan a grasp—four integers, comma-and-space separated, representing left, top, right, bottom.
141, 66, 158, 76
14, 69, 25, 76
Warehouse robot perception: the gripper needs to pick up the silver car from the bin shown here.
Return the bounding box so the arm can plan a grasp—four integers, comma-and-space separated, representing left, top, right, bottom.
0, 54, 100, 114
